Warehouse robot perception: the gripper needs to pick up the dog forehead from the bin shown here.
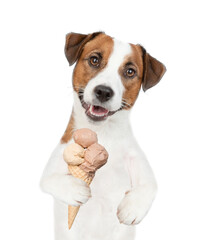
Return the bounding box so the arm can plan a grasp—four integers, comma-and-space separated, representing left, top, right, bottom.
102, 38, 143, 81
82, 33, 114, 56
82, 34, 142, 73
108, 39, 132, 68
103, 38, 143, 74
83, 34, 135, 66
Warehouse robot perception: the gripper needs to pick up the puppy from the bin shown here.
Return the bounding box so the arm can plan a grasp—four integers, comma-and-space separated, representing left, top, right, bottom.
40, 32, 166, 240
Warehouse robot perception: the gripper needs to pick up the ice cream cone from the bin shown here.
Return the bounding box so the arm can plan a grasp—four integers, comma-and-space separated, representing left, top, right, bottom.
67, 165, 95, 229
63, 128, 108, 229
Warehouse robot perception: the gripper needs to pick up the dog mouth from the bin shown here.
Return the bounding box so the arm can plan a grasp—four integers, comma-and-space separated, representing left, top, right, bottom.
79, 93, 121, 121
86, 104, 115, 121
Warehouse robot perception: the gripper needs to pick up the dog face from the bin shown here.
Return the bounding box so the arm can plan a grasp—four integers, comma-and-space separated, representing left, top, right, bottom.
65, 32, 166, 122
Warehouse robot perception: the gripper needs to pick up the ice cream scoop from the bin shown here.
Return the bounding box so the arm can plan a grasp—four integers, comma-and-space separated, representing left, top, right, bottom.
80, 143, 108, 173
73, 128, 98, 148
63, 143, 85, 165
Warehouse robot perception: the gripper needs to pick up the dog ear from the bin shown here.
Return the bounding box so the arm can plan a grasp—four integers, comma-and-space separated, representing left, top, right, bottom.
65, 32, 103, 66
141, 46, 166, 91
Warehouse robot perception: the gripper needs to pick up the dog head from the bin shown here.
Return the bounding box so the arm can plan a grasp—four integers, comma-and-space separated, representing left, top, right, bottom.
65, 32, 166, 122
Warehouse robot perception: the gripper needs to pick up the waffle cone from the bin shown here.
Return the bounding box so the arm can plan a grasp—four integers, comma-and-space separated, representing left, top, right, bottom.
68, 165, 94, 229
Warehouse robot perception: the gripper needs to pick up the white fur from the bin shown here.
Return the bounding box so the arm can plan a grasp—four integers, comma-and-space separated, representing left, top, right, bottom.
40, 39, 157, 240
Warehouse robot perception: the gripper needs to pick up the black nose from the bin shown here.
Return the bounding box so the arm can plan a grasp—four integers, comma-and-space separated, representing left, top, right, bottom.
94, 85, 114, 103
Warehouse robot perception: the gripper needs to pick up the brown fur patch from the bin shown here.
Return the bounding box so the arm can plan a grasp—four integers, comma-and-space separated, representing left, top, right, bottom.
73, 34, 114, 93
61, 112, 75, 143
119, 44, 143, 109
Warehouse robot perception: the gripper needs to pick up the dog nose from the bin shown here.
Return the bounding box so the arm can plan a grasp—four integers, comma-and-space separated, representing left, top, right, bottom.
94, 85, 114, 103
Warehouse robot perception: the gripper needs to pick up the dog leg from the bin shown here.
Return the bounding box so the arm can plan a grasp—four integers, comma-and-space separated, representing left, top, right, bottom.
117, 141, 157, 225
40, 143, 91, 206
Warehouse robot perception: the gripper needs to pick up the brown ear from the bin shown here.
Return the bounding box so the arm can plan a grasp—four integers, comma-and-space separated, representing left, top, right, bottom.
141, 47, 166, 91
65, 31, 103, 66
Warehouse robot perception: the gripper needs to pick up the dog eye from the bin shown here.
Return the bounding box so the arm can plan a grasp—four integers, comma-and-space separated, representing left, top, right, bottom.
126, 68, 136, 78
89, 56, 100, 67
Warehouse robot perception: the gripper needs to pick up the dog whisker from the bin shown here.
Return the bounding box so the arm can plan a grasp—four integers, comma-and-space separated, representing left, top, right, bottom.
122, 98, 132, 106
73, 85, 85, 93
121, 103, 129, 110
121, 99, 132, 108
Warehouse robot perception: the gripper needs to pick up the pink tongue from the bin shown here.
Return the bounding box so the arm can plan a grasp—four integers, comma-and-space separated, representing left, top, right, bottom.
92, 105, 108, 115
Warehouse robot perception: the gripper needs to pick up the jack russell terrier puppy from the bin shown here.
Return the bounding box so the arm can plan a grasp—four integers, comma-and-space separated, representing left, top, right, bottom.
40, 31, 166, 240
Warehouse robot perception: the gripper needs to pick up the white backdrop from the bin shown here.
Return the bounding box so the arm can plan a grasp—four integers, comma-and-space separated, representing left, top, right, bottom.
0, 0, 214, 239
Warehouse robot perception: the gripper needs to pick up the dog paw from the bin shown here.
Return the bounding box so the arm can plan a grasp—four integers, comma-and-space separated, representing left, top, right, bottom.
40, 174, 91, 206
117, 184, 157, 225
64, 175, 91, 206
